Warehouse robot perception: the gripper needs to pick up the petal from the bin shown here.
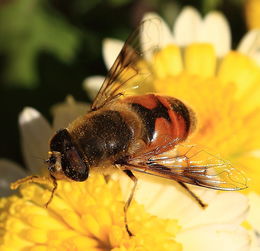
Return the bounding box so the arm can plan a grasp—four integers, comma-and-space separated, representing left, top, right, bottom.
152, 45, 183, 78
200, 11, 231, 57
184, 43, 217, 77
141, 12, 173, 59
118, 172, 216, 222
83, 75, 105, 100
182, 192, 248, 229
218, 51, 260, 97
103, 39, 124, 69
19, 107, 52, 175
51, 96, 89, 130
174, 6, 202, 46
0, 159, 27, 196
238, 29, 260, 65
177, 224, 250, 251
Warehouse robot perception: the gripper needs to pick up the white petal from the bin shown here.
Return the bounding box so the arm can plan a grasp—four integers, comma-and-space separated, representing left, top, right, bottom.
83, 75, 105, 100
0, 159, 27, 196
19, 107, 52, 174
238, 30, 260, 65
174, 6, 202, 46
103, 38, 124, 69
51, 96, 89, 130
182, 192, 248, 229
141, 12, 173, 59
119, 172, 248, 230
177, 224, 250, 251
247, 192, 260, 233
200, 11, 231, 57
119, 172, 216, 222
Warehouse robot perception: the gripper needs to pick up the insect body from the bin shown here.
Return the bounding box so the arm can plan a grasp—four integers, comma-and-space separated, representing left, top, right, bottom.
48, 94, 194, 183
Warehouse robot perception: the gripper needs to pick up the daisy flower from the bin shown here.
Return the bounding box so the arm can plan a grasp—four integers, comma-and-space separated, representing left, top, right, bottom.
0, 6, 258, 251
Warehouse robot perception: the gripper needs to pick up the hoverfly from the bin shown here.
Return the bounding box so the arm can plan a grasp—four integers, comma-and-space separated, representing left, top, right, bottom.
12, 18, 247, 236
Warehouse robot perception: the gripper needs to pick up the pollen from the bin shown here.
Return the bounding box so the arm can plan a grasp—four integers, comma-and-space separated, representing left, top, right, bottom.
0, 174, 182, 251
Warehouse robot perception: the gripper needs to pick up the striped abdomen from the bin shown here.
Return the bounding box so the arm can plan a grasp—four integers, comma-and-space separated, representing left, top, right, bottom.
123, 94, 195, 153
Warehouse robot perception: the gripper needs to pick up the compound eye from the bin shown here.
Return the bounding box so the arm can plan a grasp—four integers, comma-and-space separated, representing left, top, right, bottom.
62, 146, 89, 181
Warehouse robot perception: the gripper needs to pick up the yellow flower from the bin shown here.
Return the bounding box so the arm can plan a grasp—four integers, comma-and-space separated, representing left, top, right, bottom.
0, 171, 251, 251
0, 174, 181, 251
140, 11, 260, 195
245, 0, 260, 29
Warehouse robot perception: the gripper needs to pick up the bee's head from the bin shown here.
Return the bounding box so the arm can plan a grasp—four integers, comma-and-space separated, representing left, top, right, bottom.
46, 129, 89, 181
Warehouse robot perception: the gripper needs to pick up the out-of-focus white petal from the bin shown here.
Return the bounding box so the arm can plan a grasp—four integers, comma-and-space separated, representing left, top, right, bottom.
83, 75, 105, 100
238, 30, 260, 65
119, 172, 248, 228
141, 12, 173, 59
103, 39, 124, 69
0, 159, 27, 196
248, 192, 260, 233
177, 224, 250, 251
182, 192, 248, 229
19, 107, 52, 175
174, 6, 202, 46
119, 172, 216, 221
200, 12, 231, 57
51, 96, 89, 130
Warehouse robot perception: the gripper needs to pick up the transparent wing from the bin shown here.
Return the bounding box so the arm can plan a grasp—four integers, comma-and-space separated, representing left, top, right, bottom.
127, 144, 248, 191
91, 18, 168, 111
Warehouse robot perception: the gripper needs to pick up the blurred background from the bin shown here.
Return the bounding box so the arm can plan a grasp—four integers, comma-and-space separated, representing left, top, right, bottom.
0, 0, 253, 167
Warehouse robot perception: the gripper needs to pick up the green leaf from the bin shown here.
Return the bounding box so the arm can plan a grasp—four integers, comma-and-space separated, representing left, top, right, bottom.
0, 0, 81, 88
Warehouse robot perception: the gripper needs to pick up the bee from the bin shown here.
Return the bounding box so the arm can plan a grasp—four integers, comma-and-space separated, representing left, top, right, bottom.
12, 19, 247, 235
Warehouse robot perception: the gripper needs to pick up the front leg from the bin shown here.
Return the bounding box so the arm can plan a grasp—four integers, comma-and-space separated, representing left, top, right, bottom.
123, 169, 138, 237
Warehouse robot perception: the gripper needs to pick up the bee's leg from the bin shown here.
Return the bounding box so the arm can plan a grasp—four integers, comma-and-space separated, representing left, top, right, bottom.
45, 175, 58, 208
123, 169, 138, 237
10, 175, 58, 208
177, 181, 207, 208
10, 175, 50, 190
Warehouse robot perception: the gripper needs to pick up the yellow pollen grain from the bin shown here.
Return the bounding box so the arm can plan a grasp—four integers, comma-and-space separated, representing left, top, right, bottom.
241, 220, 253, 230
